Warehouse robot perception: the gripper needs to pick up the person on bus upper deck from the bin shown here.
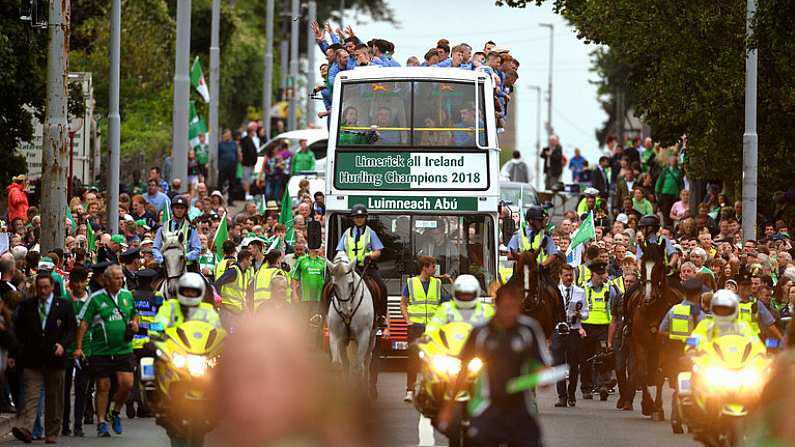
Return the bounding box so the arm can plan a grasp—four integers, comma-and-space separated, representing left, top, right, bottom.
327, 48, 356, 93
422, 48, 441, 67
507, 205, 559, 267
369, 39, 401, 67
453, 104, 484, 147
373, 107, 403, 145
353, 44, 383, 67
432, 44, 473, 70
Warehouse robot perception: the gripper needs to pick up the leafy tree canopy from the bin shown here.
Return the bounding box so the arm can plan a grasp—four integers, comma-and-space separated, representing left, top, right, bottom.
494, 0, 795, 211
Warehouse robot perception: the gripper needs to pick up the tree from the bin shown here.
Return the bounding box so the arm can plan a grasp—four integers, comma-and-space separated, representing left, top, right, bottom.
494, 0, 795, 217
0, 3, 48, 185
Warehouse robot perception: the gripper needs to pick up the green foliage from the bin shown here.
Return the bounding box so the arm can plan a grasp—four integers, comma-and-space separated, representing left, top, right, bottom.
494, 0, 795, 214
0, 2, 47, 185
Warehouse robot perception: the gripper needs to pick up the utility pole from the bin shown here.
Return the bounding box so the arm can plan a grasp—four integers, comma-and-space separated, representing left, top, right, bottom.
40, 0, 70, 252
287, 0, 299, 130
107, 0, 121, 234
208, 0, 220, 188
339, 0, 345, 28
172, 0, 191, 192
742, 0, 758, 241
539, 23, 554, 136
306, 1, 317, 127
529, 85, 542, 190
263, 0, 274, 138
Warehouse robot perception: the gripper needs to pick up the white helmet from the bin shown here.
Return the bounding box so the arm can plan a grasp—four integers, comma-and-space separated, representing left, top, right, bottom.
452, 275, 480, 310
711, 289, 739, 324
177, 272, 206, 307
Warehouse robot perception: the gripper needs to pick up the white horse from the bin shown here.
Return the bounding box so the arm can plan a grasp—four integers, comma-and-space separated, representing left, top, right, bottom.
325, 252, 376, 386
158, 228, 186, 299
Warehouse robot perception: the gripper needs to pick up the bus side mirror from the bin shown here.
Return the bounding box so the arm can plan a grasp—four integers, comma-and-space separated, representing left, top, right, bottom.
501, 217, 515, 246
307, 220, 322, 250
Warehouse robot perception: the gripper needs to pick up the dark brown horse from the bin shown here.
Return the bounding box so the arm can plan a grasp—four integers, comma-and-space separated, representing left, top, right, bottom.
625, 239, 682, 420
504, 250, 565, 339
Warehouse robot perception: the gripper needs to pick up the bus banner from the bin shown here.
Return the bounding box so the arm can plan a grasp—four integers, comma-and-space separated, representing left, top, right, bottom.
347, 195, 479, 212
334, 151, 488, 190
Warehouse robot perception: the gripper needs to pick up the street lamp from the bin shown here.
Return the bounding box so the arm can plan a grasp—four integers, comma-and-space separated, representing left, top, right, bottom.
539, 23, 554, 136
528, 85, 542, 190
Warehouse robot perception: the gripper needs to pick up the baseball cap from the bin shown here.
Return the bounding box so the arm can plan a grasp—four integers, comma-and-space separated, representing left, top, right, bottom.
616, 213, 629, 224
123, 214, 135, 222
211, 190, 224, 198
110, 234, 128, 248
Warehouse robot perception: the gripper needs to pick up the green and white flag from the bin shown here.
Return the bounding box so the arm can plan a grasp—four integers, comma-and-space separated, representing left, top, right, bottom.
86, 222, 96, 253
161, 199, 171, 224
190, 57, 210, 103
278, 189, 296, 246
213, 212, 228, 262
65, 206, 76, 234
567, 212, 595, 255
189, 101, 208, 149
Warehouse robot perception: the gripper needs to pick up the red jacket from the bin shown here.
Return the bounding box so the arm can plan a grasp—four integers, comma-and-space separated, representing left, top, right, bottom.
6, 182, 28, 223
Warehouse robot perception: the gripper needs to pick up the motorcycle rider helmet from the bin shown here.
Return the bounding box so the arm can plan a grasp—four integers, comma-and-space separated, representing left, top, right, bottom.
583, 187, 599, 197
350, 204, 368, 218
177, 272, 206, 307
452, 274, 480, 310
710, 289, 739, 324
525, 205, 546, 222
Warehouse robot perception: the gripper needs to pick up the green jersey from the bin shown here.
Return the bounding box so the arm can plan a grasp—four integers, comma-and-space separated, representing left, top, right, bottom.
291, 255, 326, 302
199, 251, 216, 278
67, 293, 92, 357
291, 150, 316, 174
78, 288, 138, 356
194, 143, 209, 165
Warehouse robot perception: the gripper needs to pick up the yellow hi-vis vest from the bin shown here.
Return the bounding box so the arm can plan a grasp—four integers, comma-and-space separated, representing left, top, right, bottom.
576, 264, 592, 288
520, 229, 547, 264
582, 283, 611, 325
219, 265, 251, 313
345, 226, 371, 267
214, 257, 235, 279
738, 299, 761, 335
251, 266, 290, 310
611, 276, 625, 295
154, 300, 222, 330
499, 264, 514, 285
668, 303, 696, 341
406, 276, 441, 325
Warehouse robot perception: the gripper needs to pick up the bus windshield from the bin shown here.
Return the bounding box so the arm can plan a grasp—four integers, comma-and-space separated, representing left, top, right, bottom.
328, 213, 496, 294
337, 80, 487, 148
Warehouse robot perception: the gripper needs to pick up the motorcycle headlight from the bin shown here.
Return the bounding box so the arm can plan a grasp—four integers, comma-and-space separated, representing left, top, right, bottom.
467, 357, 483, 374
172, 353, 187, 369
185, 355, 208, 378
430, 355, 461, 376
703, 366, 764, 392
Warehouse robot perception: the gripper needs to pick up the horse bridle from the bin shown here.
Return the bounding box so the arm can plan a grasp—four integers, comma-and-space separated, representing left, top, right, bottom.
331, 262, 367, 335
162, 244, 185, 280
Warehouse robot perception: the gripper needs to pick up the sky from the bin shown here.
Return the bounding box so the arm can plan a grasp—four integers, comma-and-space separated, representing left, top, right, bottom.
309, 0, 606, 185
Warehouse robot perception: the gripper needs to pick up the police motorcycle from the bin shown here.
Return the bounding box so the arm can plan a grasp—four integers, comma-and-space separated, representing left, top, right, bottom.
140, 274, 226, 447
676, 291, 775, 447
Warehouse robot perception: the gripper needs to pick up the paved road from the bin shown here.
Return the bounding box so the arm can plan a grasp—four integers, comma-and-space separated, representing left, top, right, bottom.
0, 362, 699, 446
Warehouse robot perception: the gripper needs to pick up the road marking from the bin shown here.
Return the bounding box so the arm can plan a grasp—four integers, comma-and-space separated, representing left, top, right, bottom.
417, 414, 436, 446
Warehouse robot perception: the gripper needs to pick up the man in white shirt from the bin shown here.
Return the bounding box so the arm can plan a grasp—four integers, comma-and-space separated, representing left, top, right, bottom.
551, 264, 588, 408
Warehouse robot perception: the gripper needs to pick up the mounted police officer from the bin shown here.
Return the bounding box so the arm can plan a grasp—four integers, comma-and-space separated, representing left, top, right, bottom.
507, 206, 559, 268
636, 215, 679, 276
334, 204, 388, 328
152, 196, 201, 273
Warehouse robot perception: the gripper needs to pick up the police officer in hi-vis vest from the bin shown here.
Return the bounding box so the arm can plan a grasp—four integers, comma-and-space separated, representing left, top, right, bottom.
400, 256, 445, 403
334, 205, 388, 327
507, 206, 559, 267
579, 260, 619, 401
658, 277, 705, 432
